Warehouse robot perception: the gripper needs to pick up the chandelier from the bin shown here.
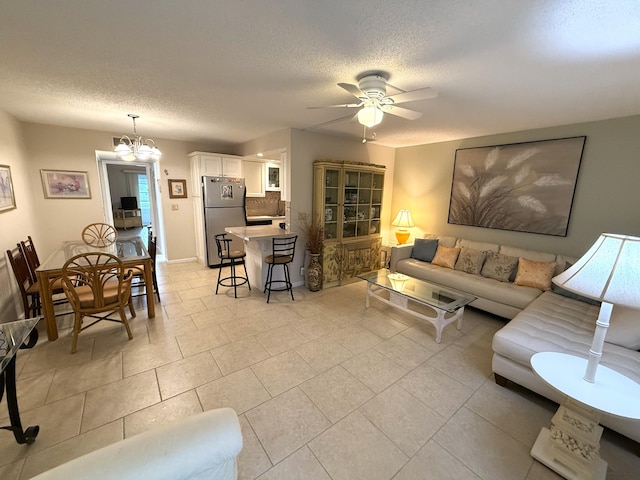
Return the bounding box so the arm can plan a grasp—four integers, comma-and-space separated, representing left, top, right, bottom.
114, 114, 162, 161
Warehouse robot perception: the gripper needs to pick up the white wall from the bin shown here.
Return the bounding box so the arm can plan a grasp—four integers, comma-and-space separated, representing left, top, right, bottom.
20, 122, 234, 261
0, 112, 41, 322
393, 115, 640, 257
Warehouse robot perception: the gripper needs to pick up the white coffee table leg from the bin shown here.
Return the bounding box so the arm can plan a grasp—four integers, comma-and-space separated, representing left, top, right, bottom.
365, 283, 370, 308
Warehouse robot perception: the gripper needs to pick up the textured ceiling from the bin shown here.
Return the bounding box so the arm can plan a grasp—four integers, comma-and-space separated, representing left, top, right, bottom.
1, 1, 639, 148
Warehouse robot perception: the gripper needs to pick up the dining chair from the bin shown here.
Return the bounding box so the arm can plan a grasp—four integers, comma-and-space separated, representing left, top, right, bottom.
19, 235, 68, 297
264, 235, 297, 303
6, 247, 42, 318
19, 235, 40, 283
130, 235, 161, 302
82, 223, 118, 247
61, 252, 135, 353
214, 233, 250, 298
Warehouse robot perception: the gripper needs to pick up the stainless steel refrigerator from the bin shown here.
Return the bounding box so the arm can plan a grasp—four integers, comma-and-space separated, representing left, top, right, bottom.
202, 176, 246, 268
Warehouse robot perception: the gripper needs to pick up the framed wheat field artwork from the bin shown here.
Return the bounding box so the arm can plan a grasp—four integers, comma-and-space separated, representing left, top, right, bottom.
448, 136, 586, 236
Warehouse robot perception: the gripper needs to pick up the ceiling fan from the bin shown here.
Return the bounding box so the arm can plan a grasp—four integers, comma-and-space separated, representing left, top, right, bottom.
310, 72, 437, 129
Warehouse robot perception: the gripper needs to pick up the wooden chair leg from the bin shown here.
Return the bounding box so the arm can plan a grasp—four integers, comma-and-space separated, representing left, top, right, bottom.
128, 296, 137, 317
119, 308, 133, 340
71, 312, 83, 354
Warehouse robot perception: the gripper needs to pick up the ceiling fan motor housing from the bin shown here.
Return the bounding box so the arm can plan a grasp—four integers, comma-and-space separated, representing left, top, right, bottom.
358, 75, 387, 99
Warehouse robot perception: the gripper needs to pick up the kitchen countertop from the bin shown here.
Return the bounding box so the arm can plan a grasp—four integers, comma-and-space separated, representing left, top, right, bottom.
246, 215, 285, 221
225, 225, 296, 241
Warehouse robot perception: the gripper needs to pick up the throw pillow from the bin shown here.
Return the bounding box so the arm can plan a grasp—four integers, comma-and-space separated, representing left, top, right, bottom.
551, 261, 601, 305
480, 251, 518, 282
514, 258, 556, 290
454, 247, 486, 275
411, 238, 439, 262
606, 305, 640, 350
431, 245, 461, 269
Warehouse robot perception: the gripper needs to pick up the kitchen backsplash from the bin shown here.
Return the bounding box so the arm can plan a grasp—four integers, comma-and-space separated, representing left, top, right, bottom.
246, 191, 284, 216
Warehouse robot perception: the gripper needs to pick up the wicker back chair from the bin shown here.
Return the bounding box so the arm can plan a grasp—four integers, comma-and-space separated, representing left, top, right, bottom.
82, 223, 118, 247
62, 252, 135, 353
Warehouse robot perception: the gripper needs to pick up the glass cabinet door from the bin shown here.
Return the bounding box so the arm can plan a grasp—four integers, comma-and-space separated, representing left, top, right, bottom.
323, 168, 340, 239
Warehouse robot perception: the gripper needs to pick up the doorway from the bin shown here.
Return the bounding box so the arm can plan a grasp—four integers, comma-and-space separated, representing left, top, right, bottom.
95, 151, 164, 255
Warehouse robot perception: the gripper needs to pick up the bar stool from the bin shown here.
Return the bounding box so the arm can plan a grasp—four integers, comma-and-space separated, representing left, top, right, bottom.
264, 235, 297, 303
214, 233, 250, 298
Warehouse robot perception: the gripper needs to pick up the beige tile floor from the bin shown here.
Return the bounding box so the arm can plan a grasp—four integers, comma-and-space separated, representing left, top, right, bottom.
1, 260, 639, 479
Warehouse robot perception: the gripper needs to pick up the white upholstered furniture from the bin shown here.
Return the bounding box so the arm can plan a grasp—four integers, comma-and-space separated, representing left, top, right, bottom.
390, 234, 640, 444
32, 408, 242, 480
493, 292, 640, 444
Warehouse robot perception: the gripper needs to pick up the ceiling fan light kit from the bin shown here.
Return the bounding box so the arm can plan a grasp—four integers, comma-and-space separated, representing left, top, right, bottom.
357, 104, 384, 128
114, 114, 162, 162
311, 72, 436, 136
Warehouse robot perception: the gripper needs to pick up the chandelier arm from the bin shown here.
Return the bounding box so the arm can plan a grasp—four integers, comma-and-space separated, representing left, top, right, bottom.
118, 135, 132, 145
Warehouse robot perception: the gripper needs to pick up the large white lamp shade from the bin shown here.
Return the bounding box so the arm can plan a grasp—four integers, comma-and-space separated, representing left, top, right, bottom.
553, 233, 640, 382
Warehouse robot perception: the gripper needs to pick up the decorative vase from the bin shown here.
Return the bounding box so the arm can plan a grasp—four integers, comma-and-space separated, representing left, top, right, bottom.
307, 253, 322, 291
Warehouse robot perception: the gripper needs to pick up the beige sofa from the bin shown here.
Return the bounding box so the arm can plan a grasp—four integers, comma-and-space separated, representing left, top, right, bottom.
390, 234, 640, 443
389, 234, 574, 319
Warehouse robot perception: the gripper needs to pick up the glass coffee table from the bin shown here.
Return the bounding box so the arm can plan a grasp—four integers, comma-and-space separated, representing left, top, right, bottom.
357, 270, 476, 343
1, 317, 40, 444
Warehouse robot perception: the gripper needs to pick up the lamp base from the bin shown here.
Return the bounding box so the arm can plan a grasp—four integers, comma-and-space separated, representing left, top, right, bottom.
395, 230, 410, 245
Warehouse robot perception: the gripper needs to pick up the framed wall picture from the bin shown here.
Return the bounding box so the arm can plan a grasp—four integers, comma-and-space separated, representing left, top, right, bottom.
40, 169, 91, 199
0, 164, 17, 213
168, 179, 187, 198
448, 136, 586, 236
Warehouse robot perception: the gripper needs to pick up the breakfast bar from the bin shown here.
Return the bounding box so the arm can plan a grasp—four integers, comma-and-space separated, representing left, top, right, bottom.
225, 225, 299, 291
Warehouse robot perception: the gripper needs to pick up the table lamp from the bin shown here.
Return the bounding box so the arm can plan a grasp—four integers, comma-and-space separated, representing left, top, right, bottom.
552, 233, 640, 383
392, 210, 414, 245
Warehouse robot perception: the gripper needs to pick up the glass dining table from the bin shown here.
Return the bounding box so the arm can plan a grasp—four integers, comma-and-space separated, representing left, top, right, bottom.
1, 317, 40, 444
36, 237, 155, 341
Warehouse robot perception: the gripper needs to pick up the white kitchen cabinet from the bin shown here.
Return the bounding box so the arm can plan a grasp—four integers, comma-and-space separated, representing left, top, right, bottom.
222, 156, 243, 177
265, 163, 281, 191
189, 152, 244, 196
243, 160, 265, 197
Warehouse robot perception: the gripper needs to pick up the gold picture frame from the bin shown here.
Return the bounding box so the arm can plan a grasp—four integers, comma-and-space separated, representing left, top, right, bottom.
168, 179, 187, 198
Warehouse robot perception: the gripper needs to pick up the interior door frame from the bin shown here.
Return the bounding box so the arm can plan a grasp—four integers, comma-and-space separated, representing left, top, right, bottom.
95, 150, 164, 255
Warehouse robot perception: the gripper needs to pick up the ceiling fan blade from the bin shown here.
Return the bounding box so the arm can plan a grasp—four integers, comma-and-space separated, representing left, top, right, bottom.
305, 112, 358, 130
383, 105, 423, 120
386, 87, 437, 104
308, 103, 362, 109
337, 82, 366, 99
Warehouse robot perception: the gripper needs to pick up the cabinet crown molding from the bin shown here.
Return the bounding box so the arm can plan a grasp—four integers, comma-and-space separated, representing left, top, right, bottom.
314, 158, 386, 170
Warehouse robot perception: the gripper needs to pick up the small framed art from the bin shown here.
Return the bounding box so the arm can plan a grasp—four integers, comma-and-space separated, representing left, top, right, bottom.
168, 179, 187, 198
0, 164, 17, 213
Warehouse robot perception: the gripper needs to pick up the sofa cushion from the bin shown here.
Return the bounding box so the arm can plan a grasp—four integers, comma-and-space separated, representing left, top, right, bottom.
607, 305, 640, 350
454, 247, 486, 275
411, 238, 439, 262
498, 245, 556, 263
455, 239, 500, 253
431, 245, 460, 269
492, 291, 640, 383
554, 255, 578, 276
396, 258, 542, 310
514, 258, 556, 291
481, 251, 518, 282
424, 234, 457, 248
